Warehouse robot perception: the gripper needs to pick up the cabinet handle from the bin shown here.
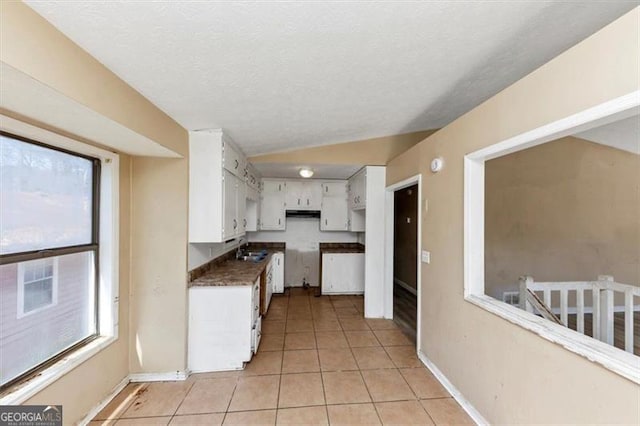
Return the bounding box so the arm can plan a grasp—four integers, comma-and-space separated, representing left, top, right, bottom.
307, 199, 309, 205
243, 219, 247, 227
234, 159, 239, 169
298, 198, 300, 205
325, 186, 328, 192
233, 219, 237, 229
325, 219, 328, 226
279, 184, 281, 191
278, 218, 281, 225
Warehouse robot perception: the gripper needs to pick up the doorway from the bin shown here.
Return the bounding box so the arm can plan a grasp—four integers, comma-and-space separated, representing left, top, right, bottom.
392, 184, 418, 342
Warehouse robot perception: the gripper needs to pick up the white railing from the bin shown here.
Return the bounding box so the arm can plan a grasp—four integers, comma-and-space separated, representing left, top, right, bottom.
519, 275, 639, 354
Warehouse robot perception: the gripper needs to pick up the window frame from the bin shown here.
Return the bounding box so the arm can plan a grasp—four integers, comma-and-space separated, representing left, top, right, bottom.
16, 257, 59, 318
463, 90, 640, 385
0, 116, 119, 401
0, 131, 101, 390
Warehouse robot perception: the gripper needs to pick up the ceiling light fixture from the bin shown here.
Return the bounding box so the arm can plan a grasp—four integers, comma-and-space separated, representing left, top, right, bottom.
299, 168, 314, 178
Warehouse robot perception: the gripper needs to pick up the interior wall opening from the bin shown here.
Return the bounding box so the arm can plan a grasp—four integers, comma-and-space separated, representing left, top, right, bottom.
393, 184, 419, 343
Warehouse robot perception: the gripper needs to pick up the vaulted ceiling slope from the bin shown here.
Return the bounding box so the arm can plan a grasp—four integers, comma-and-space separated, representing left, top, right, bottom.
25, 1, 638, 156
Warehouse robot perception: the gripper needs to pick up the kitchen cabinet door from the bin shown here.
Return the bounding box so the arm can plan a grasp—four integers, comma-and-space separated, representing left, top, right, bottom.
321, 196, 348, 231
322, 253, 365, 294
348, 169, 366, 210
223, 140, 245, 178
285, 181, 304, 210
237, 176, 247, 234
272, 252, 285, 293
223, 170, 239, 238
322, 181, 347, 197
260, 180, 286, 230
303, 181, 323, 210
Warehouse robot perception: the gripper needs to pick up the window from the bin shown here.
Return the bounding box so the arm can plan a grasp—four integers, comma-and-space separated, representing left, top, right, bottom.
0, 131, 100, 389
17, 258, 59, 317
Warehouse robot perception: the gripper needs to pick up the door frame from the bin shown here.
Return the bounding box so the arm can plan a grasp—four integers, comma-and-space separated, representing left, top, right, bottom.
384, 174, 422, 351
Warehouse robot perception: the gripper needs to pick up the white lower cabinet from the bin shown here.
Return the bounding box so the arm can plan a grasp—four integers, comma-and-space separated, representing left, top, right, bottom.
188, 278, 261, 372
272, 252, 285, 293
321, 253, 365, 294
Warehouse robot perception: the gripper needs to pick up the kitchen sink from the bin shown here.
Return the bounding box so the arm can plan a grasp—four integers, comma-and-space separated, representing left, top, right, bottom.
239, 255, 264, 262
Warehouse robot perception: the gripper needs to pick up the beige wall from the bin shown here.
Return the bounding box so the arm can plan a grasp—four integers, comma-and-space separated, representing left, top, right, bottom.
129, 156, 189, 374
250, 130, 437, 165
387, 8, 640, 424
24, 155, 132, 423
485, 136, 640, 299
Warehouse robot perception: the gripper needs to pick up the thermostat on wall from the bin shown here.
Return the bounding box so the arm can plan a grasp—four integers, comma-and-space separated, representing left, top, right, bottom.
430, 157, 444, 173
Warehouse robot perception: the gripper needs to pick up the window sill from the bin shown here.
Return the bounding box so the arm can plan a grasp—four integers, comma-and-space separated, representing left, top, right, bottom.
0, 335, 117, 405
465, 294, 640, 384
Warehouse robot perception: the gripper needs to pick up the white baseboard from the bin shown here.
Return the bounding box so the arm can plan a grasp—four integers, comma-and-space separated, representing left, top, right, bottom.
417, 350, 489, 425
79, 370, 191, 425
129, 370, 189, 382
78, 376, 129, 426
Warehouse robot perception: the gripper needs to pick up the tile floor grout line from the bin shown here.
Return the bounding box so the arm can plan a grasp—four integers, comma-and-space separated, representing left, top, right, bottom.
273, 291, 290, 421
169, 379, 196, 420
311, 292, 332, 425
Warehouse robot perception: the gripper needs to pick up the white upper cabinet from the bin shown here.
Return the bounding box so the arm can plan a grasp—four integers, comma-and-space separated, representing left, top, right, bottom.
260, 180, 286, 230
348, 168, 367, 210
223, 140, 246, 178
246, 162, 261, 190
189, 129, 248, 242
285, 180, 322, 211
321, 181, 348, 231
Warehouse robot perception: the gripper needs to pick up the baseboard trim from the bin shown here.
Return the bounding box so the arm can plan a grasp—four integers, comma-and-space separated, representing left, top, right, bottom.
79, 370, 191, 425
78, 376, 129, 426
129, 370, 189, 382
417, 350, 489, 425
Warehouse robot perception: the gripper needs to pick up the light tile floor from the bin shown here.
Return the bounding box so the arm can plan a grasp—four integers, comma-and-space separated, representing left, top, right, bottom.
90, 288, 474, 425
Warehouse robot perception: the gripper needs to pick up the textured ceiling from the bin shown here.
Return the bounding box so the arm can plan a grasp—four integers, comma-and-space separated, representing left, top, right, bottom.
575, 114, 640, 155
25, 1, 638, 156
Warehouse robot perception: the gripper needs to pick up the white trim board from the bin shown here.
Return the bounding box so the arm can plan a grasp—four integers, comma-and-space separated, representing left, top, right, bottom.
463, 88, 640, 386
78, 376, 129, 426
129, 371, 190, 383
418, 350, 489, 425
78, 371, 190, 425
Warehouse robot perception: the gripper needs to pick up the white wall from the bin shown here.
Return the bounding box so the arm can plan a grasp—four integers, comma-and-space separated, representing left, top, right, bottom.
248, 217, 357, 287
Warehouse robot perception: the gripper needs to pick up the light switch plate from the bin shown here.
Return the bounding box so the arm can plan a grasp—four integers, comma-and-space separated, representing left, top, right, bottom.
421, 250, 431, 264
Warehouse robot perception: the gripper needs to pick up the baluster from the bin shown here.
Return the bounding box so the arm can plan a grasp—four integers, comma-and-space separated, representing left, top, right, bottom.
625, 289, 634, 353
576, 288, 584, 334
592, 287, 600, 340
598, 276, 615, 345
560, 289, 568, 326
543, 289, 551, 311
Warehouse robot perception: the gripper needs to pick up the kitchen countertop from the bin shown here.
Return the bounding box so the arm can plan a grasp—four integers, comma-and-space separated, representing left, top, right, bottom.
189, 242, 285, 288
319, 242, 365, 254
190, 254, 273, 287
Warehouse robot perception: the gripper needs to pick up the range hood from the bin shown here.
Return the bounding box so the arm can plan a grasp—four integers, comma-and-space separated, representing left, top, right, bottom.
286, 210, 321, 219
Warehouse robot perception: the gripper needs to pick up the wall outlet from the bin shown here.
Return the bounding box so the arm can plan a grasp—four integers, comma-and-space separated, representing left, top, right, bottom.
421, 250, 431, 264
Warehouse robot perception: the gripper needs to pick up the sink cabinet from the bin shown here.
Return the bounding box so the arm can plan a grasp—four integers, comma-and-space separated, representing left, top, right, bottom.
188, 278, 261, 372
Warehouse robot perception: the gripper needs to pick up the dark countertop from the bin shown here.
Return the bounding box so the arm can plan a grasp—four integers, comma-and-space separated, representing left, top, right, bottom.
188, 242, 285, 288
190, 254, 273, 287
319, 242, 365, 254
